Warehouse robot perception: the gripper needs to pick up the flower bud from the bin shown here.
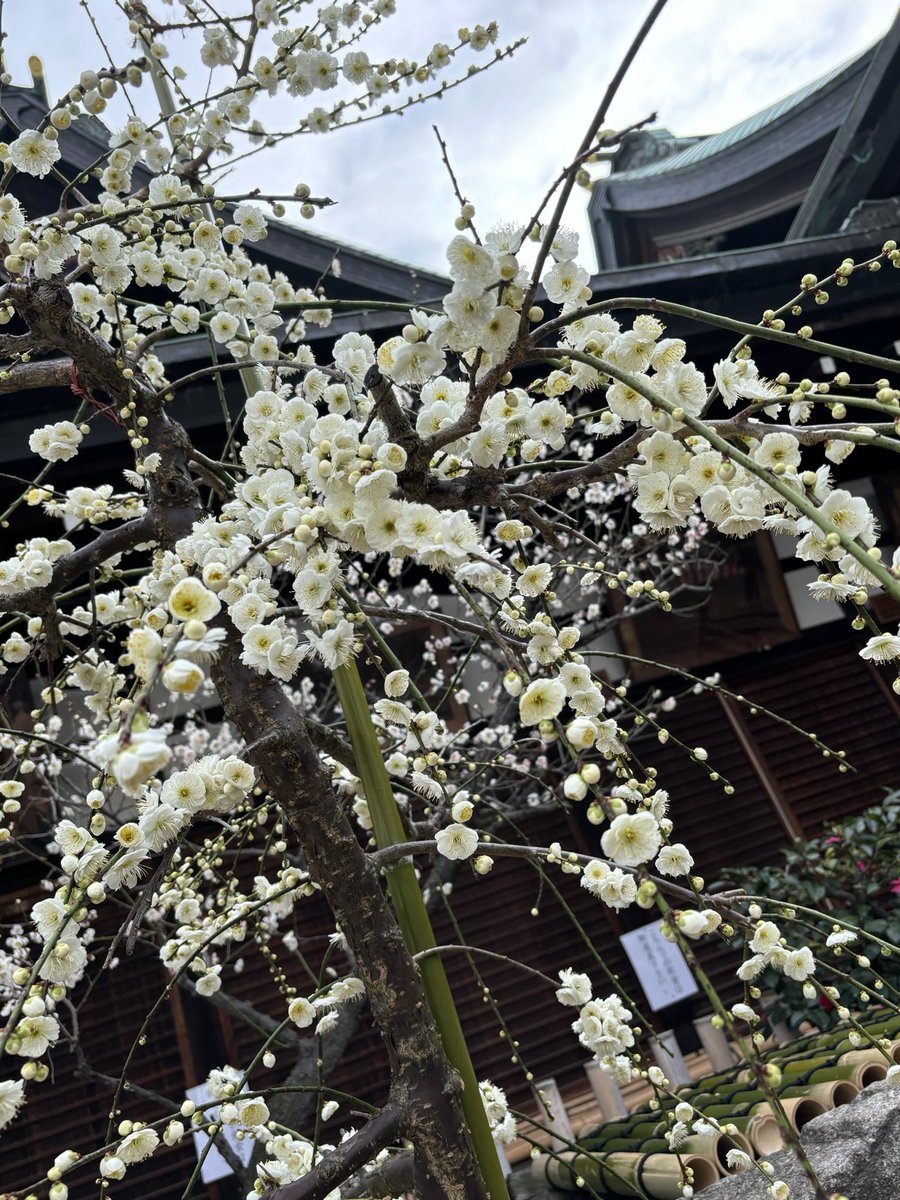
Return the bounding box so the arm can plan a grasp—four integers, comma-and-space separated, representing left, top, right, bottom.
502, 671, 522, 697
563, 774, 588, 801
161, 658, 204, 695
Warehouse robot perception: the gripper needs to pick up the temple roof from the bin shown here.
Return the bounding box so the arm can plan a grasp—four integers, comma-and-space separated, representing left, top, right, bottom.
608, 50, 872, 182
589, 14, 900, 270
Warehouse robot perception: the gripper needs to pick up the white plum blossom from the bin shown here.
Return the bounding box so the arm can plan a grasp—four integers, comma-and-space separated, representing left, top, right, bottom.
8, 129, 61, 177
117, 1127, 160, 1164
555, 969, 593, 1007
519, 678, 566, 725
543, 259, 589, 305
713, 357, 781, 407
677, 909, 723, 939
479, 1081, 518, 1144
28, 422, 83, 463
288, 998, 316, 1028
655, 843, 694, 877
750, 922, 782, 955
601, 811, 661, 868
782, 946, 816, 982
435, 823, 479, 861
95, 727, 173, 797
859, 632, 900, 663
12, 1013, 60, 1056
0, 1080, 26, 1131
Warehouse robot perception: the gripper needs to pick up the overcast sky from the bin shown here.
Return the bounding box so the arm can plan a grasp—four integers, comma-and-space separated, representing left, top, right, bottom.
2, 2, 895, 272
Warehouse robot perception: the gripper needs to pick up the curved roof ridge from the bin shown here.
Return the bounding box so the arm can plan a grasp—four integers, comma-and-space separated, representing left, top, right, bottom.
609, 44, 876, 182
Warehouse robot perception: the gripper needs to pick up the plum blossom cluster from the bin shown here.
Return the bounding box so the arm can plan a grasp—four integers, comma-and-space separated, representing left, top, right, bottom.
478, 1081, 518, 1145
556, 970, 638, 1084
0, 536, 74, 598
0, 218, 892, 1194
0, 747, 257, 1126
95, 1055, 345, 1192
249, 1132, 342, 1199
40, 482, 147, 525
166, 377, 497, 677
737, 919, 817, 985
98, 1123, 162, 1182
157, 861, 312, 995
286, 975, 366, 1035
2, 2, 509, 187
0, 0, 894, 679
5, 197, 896, 711
27, 421, 83, 463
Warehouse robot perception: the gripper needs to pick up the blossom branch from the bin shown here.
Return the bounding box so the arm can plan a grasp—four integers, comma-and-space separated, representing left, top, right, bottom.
0, 515, 154, 617
414, 944, 558, 988
370, 839, 751, 926
509, 428, 646, 502
363, 365, 421, 457
520, 0, 669, 320
528, 346, 900, 599
709, 418, 897, 444
342, 1151, 415, 1200
535, 294, 900, 375
0, 356, 72, 394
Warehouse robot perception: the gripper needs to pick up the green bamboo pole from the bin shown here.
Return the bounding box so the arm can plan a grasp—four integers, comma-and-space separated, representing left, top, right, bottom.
334, 661, 510, 1200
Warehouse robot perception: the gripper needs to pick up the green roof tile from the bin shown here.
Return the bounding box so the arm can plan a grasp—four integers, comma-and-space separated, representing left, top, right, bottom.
610, 48, 871, 181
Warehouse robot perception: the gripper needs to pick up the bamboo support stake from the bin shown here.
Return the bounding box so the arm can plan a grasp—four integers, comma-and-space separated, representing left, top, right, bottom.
333, 660, 509, 1200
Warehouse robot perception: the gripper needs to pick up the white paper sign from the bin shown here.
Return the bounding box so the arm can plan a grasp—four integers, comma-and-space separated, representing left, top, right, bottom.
186, 1082, 255, 1183
619, 921, 698, 1011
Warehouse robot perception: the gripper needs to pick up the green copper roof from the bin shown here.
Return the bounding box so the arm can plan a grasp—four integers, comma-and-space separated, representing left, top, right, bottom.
610, 49, 871, 181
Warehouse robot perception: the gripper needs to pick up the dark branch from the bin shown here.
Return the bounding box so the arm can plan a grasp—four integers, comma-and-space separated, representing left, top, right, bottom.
509, 429, 646, 503
0, 356, 71, 394
343, 1150, 414, 1199
0, 332, 55, 359
302, 717, 358, 772
267, 1104, 403, 1200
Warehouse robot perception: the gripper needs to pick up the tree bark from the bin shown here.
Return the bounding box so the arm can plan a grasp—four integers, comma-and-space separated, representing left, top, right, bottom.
269, 1105, 402, 1200
210, 636, 489, 1200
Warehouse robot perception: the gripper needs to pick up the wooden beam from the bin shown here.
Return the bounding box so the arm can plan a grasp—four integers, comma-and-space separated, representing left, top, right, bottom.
715, 692, 805, 840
